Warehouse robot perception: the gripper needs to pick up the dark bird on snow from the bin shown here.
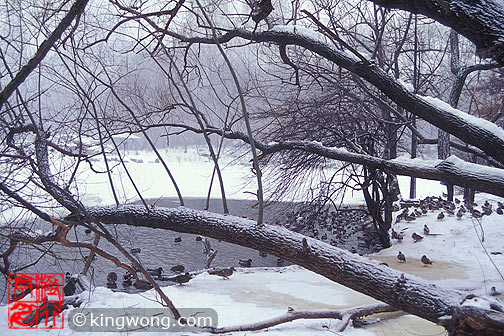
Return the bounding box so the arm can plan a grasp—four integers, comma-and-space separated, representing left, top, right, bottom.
404, 214, 416, 222
437, 212, 445, 220
490, 286, 501, 296
423, 224, 430, 235
482, 206, 492, 216
391, 229, 403, 241
85, 228, 92, 234
497, 208, 503, 215
412, 232, 424, 243
208, 267, 236, 279
421, 255, 433, 265
170, 265, 185, 273
195, 236, 203, 241
134, 279, 153, 290
238, 258, 252, 267
130, 248, 141, 254
471, 209, 483, 218
397, 251, 406, 263
456, 209, 464, 219
174, 237, 182, 243
168, 272, 192, 286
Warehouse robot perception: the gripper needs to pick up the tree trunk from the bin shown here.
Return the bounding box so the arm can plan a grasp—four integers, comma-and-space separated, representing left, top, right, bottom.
78, 205, 504, 333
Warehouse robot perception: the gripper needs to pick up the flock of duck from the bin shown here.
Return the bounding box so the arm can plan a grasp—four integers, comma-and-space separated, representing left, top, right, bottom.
278, 205, 383, 255
105, 265, 239, 290
392, 196, 503, 268
104, 235, 257, 290
100, 196, 503, 291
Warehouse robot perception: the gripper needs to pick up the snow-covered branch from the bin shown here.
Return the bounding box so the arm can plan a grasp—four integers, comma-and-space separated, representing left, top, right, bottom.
160, 124, 504, 198
167, 27, 504, 165
206, 304, 397, 333
369, 0, 504, 64
81, 204, 466, 324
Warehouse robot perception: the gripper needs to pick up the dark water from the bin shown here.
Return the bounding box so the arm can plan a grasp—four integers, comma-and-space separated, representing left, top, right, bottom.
0, 198, 298, 300
0, 197, 377, 301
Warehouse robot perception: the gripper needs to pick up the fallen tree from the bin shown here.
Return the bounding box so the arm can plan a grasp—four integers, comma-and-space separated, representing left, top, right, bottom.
72, 204, 504, 334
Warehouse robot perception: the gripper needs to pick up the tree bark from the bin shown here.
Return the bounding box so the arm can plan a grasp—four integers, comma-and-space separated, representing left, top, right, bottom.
369, 0, 504, 64
80, 205, 471, 324
155, 127, 504, 198
0, 0, 89, 110
169, 29, 504, 165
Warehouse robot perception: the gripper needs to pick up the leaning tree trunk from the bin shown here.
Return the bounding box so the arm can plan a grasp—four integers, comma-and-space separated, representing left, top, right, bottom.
77, 205, 504, 334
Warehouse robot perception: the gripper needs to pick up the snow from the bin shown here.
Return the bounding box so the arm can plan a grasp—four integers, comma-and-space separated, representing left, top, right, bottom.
79, 146, 255, 205
374, 192, 504, 292
2, 146, 504, 335
461, 296, 494, 310
443, 155, 504, 180
272, 25, 328, 45
271, 25, 360, 61
392, 155, 441, 168
420, 95, 504, 142
397, 78, 414, 93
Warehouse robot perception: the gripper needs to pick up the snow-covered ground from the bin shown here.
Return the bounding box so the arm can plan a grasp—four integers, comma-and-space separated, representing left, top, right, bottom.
1, 146, 503, 335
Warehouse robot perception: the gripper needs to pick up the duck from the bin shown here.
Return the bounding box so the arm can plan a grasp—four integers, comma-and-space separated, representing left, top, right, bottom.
170, 265, 185, 273
489, 286, 501, 296
147, 267, 164, 277
64, 273, 77, 296
107, 272, 118, 283
166, 272, 192, 286
423, 225, 430, 235
174, 237, 182, 243
122, 272, 133, 287
208, 267, 236, 279
238, 258, 252, 267
134, 279, 153, 290
391, 229, 403, 241
195, 236, 203, 241
421, 255, 433, 265
85, 228, 92, 234
397, 251, 406, 263
437, 212, 445, 220
412, 232, 424, 243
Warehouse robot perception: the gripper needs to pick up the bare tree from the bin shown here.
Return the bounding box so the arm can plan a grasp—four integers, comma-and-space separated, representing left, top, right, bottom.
2, 0, 504, 334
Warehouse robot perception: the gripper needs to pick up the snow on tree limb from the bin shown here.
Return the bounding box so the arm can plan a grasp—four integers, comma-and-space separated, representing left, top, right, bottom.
205, 304, 397, 333
368, 0, 504, 64
159, 123, 504, 198
170, 27, 504, 165
81, 204, 466, 323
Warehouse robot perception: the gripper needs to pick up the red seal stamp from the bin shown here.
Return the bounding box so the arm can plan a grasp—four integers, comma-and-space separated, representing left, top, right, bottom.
8, 273, 65, 329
